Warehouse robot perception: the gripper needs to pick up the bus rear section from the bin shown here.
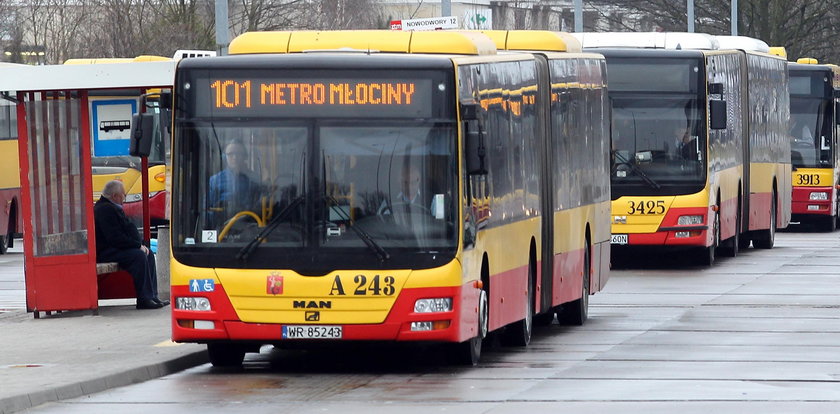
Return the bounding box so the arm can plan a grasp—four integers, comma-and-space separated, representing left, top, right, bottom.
788, 61, 840, 231
168, 30, 609, 366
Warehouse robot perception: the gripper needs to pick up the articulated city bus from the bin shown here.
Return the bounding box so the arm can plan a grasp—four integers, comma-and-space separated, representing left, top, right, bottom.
574, 32, 790, 265
166, 30, 610, 366
787, 59, 840, 230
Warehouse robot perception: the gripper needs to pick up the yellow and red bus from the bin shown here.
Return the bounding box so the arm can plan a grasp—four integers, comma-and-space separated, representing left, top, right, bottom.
165, 30, 610, 366
787, 59, 840, 230
574, 32, 790, 265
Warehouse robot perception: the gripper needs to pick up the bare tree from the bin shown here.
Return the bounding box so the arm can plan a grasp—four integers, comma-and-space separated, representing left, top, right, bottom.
596, 0, 839, 63
229, 0, 310, 34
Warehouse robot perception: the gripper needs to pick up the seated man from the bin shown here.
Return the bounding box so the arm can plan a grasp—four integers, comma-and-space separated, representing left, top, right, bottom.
207, 140, 263, 228
95, 180, 169, 309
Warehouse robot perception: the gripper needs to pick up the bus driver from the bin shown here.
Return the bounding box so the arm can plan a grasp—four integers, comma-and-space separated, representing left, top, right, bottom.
207, 140, 263, 227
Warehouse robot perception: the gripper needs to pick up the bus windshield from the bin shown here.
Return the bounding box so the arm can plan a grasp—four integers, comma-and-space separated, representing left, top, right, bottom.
173, 121, 458, 271
611, 96, 706, 186
790, 97, 832, 168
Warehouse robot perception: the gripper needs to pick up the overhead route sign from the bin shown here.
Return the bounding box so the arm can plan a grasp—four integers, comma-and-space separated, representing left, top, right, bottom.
389, 16, 459, 31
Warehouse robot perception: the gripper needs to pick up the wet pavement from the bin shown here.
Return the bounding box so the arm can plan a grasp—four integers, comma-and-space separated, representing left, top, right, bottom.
14, 229, 840, 413
0, 241, 207, 414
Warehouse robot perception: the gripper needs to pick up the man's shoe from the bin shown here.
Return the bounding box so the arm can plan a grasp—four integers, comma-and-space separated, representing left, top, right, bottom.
137, 298, 165, 309
153, 298, 170, 307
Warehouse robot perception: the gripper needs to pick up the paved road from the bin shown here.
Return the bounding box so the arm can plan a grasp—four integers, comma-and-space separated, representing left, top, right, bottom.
21, 230, 840, 413
0, 241, 25, 312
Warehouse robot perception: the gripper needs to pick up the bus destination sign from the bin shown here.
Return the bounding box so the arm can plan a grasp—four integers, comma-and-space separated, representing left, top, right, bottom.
200, 78, 434, 118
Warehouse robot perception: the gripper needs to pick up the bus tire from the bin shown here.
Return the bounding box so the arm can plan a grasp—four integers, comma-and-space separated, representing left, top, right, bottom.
754, 195, 776, 249
823, 215, 836, 232
501, 257, 534, 347
700, 211, 719, 266
207, 343, 246, 367
449, 288, 487, 366
0, 234, 7, 255
720, 205, 741, 257
558, 239, 590, 326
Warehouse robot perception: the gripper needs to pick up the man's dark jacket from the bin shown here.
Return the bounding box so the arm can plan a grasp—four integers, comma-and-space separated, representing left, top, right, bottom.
94, 195, 141, 257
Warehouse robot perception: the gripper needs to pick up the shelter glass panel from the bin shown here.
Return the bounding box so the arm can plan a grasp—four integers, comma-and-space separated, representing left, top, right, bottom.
25, 93, 87, 257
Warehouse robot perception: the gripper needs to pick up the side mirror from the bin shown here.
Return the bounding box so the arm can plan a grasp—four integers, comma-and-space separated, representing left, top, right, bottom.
461, 101, 487, 175
465, 120, 487, 175
710, 100, 727, 130
129, 113, 154, 157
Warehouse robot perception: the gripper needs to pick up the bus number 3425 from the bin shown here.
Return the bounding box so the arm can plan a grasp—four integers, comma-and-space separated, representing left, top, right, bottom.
627, 200, 666, 215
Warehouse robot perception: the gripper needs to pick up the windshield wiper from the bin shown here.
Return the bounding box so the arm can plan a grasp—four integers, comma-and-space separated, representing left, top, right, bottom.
613, 151, 661, 190
236, 195, 305, 262
324, 195, 390, 262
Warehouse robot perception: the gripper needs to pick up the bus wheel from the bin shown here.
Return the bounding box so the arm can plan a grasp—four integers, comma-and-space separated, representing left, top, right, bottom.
754, 196, 776, 249
449, 289, 487, 366
207, 343, 246, 367
823, 215, 837, 232
501, 258, 534, 346
558, 240, 590, 326
0, 234, 7, 255
701, 212, 719, 266
720, 209, 740, 257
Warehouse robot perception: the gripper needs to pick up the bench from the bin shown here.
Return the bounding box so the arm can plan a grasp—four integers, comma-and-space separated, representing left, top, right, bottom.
96, 262, 136, 300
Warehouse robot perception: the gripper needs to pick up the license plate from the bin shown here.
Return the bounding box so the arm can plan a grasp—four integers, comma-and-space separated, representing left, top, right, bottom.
611, 234, 628, 245
282, 325, 342, 339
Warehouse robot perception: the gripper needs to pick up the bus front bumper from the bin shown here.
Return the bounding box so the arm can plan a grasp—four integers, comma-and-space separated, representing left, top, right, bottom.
170, 283, 480, 344
611, 206, 712, 248
792, 186, 833, 216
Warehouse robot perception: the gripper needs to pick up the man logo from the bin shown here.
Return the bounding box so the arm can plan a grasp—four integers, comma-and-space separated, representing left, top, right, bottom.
293, 300, 332, 309
305, 311, 320, 321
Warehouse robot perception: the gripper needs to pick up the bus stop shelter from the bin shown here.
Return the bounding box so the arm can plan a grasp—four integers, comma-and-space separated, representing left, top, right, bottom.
0, 62, 174, 317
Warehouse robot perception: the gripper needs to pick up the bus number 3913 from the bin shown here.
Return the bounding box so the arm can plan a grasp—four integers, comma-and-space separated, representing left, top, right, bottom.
797, 174, 821, 185
628, 200, 666, 215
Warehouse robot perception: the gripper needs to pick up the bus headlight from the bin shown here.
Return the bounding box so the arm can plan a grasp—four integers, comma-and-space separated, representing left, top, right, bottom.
677, 215, 704, 225
810, 192, 828, 201
175, 297, 212, 311
414, 298, 452, 313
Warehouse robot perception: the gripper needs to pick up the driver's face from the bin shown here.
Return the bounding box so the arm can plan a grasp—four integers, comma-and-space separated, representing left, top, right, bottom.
225, 144, 247, 172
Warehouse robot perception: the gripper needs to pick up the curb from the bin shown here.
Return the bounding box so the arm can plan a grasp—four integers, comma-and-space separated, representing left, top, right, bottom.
0, 350, 208, 414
